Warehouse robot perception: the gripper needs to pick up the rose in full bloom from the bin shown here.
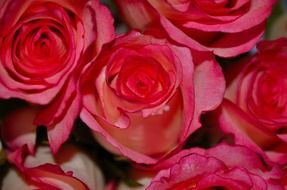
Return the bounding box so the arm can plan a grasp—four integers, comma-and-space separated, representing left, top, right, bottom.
1, 107, 104, 190
0, 0, 115, 152
80, 31, 225, 164
215, 38, 287, 164
115, 0, 275, 57
146, 144, 284, 189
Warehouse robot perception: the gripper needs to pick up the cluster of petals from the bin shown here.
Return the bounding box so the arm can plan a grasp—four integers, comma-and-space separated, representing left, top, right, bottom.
1, 107, 104, 190
215, 38, 287, 165
147, 144, 285, 190
115, 0, 276, 57
80, 31, 225, 164
0, 0, 286, 189
0, 0, 115, 153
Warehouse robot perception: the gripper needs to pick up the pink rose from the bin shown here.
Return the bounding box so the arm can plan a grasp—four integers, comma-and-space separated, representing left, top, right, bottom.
0, 0, 115, 152
2, 145, 105, 190
216, 38, 287, 164
115, 0, 275, 57
80, 31, 225, 164
1, 107, 104, 190
146, 144, 284, 190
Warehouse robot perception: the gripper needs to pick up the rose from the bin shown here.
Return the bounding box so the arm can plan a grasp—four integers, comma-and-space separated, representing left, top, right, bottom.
2, 145, 105, 190
0, 0, 115, 152
2, 166, 89, 190
115, 0, 275, 57
80, 31, 225, 164
146, 144, 284, 190
215, 38, 287, 164
0, 0, 114, 104
1, 107, 104, 190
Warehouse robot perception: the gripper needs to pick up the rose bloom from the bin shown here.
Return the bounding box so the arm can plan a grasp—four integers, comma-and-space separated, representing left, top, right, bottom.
0, 0, 114, 152
80, 31, 225, 164
2, 145, 105, 190
146, 144, 284, 190
115, 0, 275, 57
1, 107, 104, 190
215, 38, 287, 165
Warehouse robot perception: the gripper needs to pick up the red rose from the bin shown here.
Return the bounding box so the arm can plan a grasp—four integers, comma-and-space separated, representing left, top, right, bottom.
147, 144, 284, 190
0, 0, 115, 152
115, 0, 275, 57
216, 38, 287, 164
80, 31, 225, 164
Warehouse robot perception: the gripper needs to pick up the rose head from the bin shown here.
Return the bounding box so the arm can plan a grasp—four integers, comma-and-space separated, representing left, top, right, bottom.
146, 144, 284, 190
1, 107, 105, 190
2, 145, 105, 190
115, 0, 275, 57
0, 0, 115, 153
80, 31, 225, 164
217, 38, 287, 164
0, 0, 114, 104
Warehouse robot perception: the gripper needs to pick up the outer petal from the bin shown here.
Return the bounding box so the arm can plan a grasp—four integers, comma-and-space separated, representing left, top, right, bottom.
80, 109, 158, 164
146, 144, 284, 190
2, 144, 104, 190
181, 51, 225, 140
215, 99, 287, 164
24, 145, 104, 190
34, 79, 81, 153
160, 16, 265, 57
181, 0, 276, 32
147, 154, 227, 189
217, 99, 279, 152
24, 164, 89, 190
1, 106, 38, 154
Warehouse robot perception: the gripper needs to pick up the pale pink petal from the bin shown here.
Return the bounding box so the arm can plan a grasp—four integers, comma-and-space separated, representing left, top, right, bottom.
182, 51, 225, 140
80, 109, 157, 164
182, 0, 275, 32
25, 164, 89, 190
217, 99, 280, 154
34, 80, 81, 153
1, 107, 38, 153
160, 16, 265, 57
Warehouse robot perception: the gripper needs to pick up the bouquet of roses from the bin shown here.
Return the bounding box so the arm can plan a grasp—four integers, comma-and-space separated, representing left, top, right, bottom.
0, 0, 287, 189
